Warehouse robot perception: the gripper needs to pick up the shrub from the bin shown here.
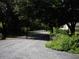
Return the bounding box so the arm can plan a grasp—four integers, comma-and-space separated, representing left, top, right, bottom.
46, 33, 79, 54
53, 27, 68, 35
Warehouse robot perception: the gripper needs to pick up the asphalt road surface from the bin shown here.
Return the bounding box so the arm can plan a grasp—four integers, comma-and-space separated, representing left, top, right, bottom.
0, 30, 79, 59
0, 38, 79, 59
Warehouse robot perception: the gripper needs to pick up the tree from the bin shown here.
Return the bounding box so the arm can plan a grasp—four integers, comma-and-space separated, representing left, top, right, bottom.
0, 0, 78, 38
28, 0, 79, 35
61, 0, 79, 35
27, 0, 59, 32
0, 0, 21, 39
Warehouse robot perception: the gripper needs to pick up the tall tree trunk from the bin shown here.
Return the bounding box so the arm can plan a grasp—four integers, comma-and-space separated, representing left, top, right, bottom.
49, 24, 53, 33
67, 22, 76, 35
2, 22, 6, 39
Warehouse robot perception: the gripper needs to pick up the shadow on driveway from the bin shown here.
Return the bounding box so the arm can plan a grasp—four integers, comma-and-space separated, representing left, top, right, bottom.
26, 30, 50, 41
5, 30, 51, 41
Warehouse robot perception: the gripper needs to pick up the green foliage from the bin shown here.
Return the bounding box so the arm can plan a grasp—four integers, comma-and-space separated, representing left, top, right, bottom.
46, 33, 79, 54
0, 0, 79, 39
53, 27, 68, 35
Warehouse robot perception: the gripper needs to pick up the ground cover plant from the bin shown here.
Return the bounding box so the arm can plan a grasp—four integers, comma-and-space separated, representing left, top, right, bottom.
46, 28, 79, 54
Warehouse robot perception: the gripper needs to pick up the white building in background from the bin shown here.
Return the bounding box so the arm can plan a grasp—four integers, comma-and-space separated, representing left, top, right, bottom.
75, 23, 79, 32
60, 23, 79, 33
60, 24, 69, 31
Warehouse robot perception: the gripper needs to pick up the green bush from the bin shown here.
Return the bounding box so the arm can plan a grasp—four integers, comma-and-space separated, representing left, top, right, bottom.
53, 27, 68, 36
46, 33, 79, 54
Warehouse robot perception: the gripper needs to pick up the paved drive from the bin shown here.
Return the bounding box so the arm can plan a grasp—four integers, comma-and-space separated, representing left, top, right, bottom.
0, 38, 79, 59
0, 30, 79, 59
